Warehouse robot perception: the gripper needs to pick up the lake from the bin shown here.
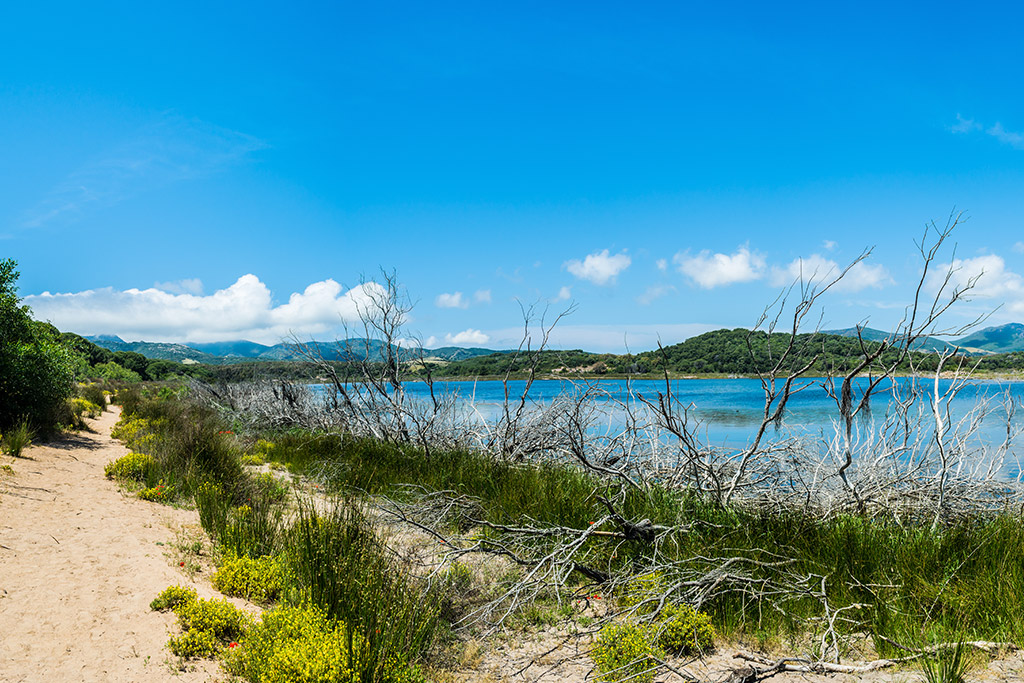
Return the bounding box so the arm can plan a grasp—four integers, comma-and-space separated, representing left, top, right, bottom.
393, 377, 1024, 461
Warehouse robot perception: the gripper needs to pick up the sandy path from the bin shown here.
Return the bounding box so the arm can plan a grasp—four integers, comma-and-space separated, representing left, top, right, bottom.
0, 407, 221, 683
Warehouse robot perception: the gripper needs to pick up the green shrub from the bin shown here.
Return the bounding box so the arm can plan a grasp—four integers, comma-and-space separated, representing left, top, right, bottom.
592, 622, 662, 683
241, 453, 265, 466
104, 452, 156, 481
1, 418, 33, 457
70, 397, 102, 419
254, 471, 289, 502
656, 603, 715, 655
138, 481, 175, 503
169, 629, 222, 659
224, 604, 363, 682
150, 585, 197, 611
77, 383, 107, 410
213, 553, 283, 603
166, 596, 251, 659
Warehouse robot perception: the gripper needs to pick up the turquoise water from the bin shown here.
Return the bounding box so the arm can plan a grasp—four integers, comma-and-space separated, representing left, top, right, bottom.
395, 376, 1024, 453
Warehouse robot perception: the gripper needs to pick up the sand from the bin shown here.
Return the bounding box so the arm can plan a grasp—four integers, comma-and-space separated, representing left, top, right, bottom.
0, 407, 221, 682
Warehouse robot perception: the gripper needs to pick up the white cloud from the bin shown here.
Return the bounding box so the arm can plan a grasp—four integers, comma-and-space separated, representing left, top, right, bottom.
564, 249, 631, 285
24, 275, 383, 344
822, 240, 837, 252
637, 284, 676, 305
655, 258, 668, 271
435, 291, 468, 309
951, 115, 1024, 150
444, 329, 490, 346
554, 286, 572, 301
1014, 242, 1024, 254
769, 254, 891, 292
154, 278, 204, 295
674, 245, 765, 288
987, 122, 1024, 150
474, 289, 492, 304
928, 254, 1024, 310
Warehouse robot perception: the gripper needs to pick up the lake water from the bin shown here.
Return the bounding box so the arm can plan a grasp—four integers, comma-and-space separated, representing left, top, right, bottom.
395, 376, 1024, 456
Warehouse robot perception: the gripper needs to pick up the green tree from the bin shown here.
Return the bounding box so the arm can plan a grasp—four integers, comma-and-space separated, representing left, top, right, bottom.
0, 259, 77, 432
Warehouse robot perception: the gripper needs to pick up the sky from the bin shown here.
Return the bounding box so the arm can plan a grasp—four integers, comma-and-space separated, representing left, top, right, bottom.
3, 2, 1024, 352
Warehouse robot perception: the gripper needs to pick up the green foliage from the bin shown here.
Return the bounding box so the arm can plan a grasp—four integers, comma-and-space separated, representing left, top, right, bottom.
656, 603, 716, 655
1, 418, 33, 457
176, 597, 251, 642
196, 483, 284, 559
287, 503, 443, 681
76, 383, 107, 410
150, 585, 198, 611
104, 452, 156, 481
138, 480, 174, 502
0, 259, 77, 434
223, 605, 363, 683
93, 361, 142, 382
70, 397, 102, 419
213, 553, 283, 604
592, 622, 662, 683
169, 628, 223, 659
921, 640, 970, 683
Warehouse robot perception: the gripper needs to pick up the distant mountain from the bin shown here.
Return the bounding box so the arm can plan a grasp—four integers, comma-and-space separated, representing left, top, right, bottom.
823, 327, 959, 354
953, 323, 1024, 354
85, 335, 504, 365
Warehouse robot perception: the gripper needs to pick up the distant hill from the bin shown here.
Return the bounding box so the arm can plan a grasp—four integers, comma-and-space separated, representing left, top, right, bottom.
954, 323, 1024, 354
822, 327, 958, 354
86, 335, 503, 365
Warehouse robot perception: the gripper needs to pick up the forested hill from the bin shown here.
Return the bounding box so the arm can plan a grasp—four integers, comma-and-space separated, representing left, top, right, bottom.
425, 328, 955, 378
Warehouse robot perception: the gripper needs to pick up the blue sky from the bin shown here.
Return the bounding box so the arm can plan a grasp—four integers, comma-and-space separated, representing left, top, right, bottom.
3, 2, 1024, 351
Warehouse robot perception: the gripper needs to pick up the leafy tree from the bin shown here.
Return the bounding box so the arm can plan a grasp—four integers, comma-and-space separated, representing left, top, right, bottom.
0, 259, 77, 432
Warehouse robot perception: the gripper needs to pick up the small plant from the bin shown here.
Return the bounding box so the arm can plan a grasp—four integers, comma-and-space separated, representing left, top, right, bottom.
1, 419, 33, 457
1, 464, 13, 475
138, 481, 174, 503
69, 397, 102, 419
160, 595, 251, 659
168, 629, 222, 659
254, 471, 290, 502
77, 383, 107, 410
104, 452, 156, 481
592, 622, 663, 683
656, 603, 715, 655
240, 453, 265, 466
150, 585, 197, 611
921, 640, 970, 683
213, 553, 284, 603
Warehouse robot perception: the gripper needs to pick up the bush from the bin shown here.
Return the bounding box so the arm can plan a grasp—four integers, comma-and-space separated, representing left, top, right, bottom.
104, 452, 156, 481
70, 397, 102, 419
213, 553, 283, 603
592, 622, 663, 683
169, 629, 223, 659
138, 481, 175, 503
176, 597, 250, 642
1, 418, 33, 457
77, 383, 107, 410
223, 605, 363, 683
656, 603, 715, 655
151, 585, 197, 611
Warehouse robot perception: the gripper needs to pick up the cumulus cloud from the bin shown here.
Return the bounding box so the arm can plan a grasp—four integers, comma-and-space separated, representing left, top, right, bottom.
674, 245, 765, 288
554, 286, 572, 302
474, 289, 492, 304
928, 254, 1024, 311
444, 329, 490, 345
435, 291, 468, 309
769, 254, 891, 292
564, 249, 631, 285
24, 275, 383, 344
